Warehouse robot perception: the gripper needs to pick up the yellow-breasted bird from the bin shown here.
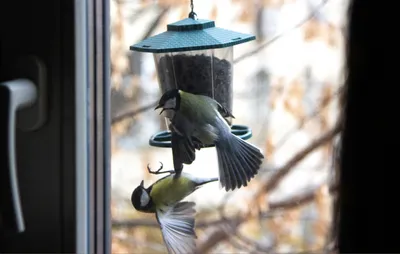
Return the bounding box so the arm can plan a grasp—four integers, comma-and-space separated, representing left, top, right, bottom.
155, 89, 265, 191
131, 162, 218, 254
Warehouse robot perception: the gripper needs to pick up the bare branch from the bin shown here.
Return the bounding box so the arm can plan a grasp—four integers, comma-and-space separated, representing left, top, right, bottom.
111, 121, 340, 254
195, 182, 337, 253
234, 230, 276, 253
113, 124, 341, 249
196, 123, 341, 252
195, 219, 242, 254
275, 85, 344, 150
113, 216, 232, 229
141, 6, 170, 41
111, 6, 170, 125
113, 182, 337, 253
112, 209, 283, 229
233, 0, 330, 64
111, 0, 331, 124
195, 185, 334, 253
228, 235, 255, 253
261, 122, 342, 194
269, 184, 337, 210
111, 101, 158, 125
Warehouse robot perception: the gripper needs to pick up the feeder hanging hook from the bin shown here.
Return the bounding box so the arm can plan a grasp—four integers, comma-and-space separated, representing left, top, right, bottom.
188, 0, 197, 19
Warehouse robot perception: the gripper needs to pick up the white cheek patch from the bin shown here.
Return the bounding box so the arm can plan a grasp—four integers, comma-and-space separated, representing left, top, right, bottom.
164, 97, 176, 109
140, 191, 150, 207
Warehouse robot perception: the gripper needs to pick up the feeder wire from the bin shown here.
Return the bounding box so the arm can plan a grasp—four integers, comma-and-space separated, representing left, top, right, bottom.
188, 0, 197, 19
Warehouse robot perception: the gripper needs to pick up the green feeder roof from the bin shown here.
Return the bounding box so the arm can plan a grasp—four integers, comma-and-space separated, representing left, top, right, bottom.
130, 18, 256, 53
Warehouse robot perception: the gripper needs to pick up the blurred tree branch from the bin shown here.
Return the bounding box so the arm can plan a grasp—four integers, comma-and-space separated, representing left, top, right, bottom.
260, 121, 341, 195
111, 101, 158, 124
113, 214, 236, 229
231, 230, 276, 253
233, 0, 330, 64
196, 182, 337, 253
111, 1, 342, 252
196, 121, 341, 253
275, 85, 344, 150
112, 122, 341, 252
111, 5, 169, 125
110, 0, 332, 125
111, 69, 340, 126
141, 6, 170, 41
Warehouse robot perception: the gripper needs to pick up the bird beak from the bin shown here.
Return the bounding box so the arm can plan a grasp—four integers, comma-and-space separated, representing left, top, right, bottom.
140, 180, 144, 187
155, 104, 165, 115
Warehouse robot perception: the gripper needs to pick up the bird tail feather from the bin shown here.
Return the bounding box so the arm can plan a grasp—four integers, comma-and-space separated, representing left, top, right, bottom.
215, 133, 264, 191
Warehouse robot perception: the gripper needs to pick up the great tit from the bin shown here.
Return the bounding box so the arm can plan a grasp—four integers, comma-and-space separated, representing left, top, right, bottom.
131, 162, 218, 254
155, 89, 265, 191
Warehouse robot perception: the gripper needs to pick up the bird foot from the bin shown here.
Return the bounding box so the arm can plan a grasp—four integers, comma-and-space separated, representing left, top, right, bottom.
147, 162, 174, 175
191, 137, 204, 150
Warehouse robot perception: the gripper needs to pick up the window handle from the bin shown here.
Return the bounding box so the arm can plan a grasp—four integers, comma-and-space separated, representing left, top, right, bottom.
0, 56, 47, 234
0, 79, 36, 233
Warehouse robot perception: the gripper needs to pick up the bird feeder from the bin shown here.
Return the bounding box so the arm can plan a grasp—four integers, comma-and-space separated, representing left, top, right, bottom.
130, 9, 256, 148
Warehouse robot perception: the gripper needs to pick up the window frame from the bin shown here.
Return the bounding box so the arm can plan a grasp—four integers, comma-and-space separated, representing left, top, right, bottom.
75, 0, 111, 253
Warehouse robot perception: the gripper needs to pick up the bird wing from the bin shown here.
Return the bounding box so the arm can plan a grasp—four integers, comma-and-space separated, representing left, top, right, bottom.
156, 202, 197, 254
198, 95, 235, 118
171, 130, 196, 167
169, 120, 203, 173
215, 101, 235, 119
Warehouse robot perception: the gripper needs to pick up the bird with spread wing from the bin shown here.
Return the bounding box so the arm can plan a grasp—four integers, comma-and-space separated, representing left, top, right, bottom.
131, 162, 218, 254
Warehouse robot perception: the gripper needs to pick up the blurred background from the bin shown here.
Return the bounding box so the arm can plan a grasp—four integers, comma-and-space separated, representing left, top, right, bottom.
110, 0, 347, 253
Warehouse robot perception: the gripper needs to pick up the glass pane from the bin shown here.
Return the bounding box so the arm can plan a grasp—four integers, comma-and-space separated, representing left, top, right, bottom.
153, 52, 176, 93
111, 0, 348, 253
213, 47, 234, 124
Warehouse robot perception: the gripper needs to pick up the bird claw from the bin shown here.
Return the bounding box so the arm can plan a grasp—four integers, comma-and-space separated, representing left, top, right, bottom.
147, 162, 174, 175
191, 137, 204, 150
193, 142, 203, 150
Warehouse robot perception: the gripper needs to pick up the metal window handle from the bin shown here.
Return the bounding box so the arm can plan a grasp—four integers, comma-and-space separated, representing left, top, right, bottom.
0, 80, 37, 233
0, 56, 47, 234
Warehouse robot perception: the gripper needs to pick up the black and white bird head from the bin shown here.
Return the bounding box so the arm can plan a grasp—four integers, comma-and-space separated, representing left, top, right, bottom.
155, 89, 181, 115
131, 180, 153, 212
